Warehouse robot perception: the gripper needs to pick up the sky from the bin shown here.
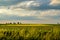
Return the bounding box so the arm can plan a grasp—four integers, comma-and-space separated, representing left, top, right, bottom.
0, 0, 60, 24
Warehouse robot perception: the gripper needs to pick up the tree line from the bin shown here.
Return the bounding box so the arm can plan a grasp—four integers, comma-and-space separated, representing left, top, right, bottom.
6, 22, 22, 24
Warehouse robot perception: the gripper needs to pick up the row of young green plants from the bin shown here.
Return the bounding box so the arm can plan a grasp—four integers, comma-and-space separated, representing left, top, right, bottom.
0, 27, 60, 40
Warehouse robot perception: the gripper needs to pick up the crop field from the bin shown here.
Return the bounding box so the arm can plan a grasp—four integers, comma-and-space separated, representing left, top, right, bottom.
0, 24, 60, 40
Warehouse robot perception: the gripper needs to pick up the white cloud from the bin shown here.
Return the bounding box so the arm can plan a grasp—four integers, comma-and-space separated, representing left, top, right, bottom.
16, 1, 40, 9
0, 8, 38, 16
11, 0, 50, 10
0, 7, 60, 23
40, 10, 60, 17
1, 0, 59, 10
0, 7, 60, 19
50, 0, 60, 6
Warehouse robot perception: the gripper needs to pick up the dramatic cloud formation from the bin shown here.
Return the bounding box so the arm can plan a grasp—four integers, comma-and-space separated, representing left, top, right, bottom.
10, 0, 60, 10
0, 0, 60, 23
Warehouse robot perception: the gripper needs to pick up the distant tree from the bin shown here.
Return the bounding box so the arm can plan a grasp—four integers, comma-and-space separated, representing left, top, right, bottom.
17, 22, 22, 24
6, 23, 10, 24
17, 22, 20, 24
9, 22, 12, 24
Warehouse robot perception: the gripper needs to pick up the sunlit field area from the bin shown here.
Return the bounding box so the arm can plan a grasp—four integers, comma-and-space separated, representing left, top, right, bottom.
0, 24, 60, 40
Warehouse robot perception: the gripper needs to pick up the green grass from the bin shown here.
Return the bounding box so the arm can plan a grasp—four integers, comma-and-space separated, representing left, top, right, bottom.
0, 24, 60, 40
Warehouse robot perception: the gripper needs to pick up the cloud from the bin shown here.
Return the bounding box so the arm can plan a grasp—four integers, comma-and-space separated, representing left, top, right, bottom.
19, 1, 40, 8
0, 8, 60, 20
0, 8, 60, 23
0, 0, 60, 10
0, 8, 38, 16
8, 0, 60, 10
0, 0, 60, 23
40, 10, 60, 17
11, 0, 50, 10
50, 0, 60, 6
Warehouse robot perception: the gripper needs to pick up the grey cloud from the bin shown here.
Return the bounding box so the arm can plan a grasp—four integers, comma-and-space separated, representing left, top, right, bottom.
0, 0, 60, 10
12, 0, 60, 10
0, 14, 40, 20
0, 0, 35, 6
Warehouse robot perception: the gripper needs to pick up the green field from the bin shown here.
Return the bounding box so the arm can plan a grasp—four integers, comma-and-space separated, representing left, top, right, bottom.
0, 24, 60, 40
